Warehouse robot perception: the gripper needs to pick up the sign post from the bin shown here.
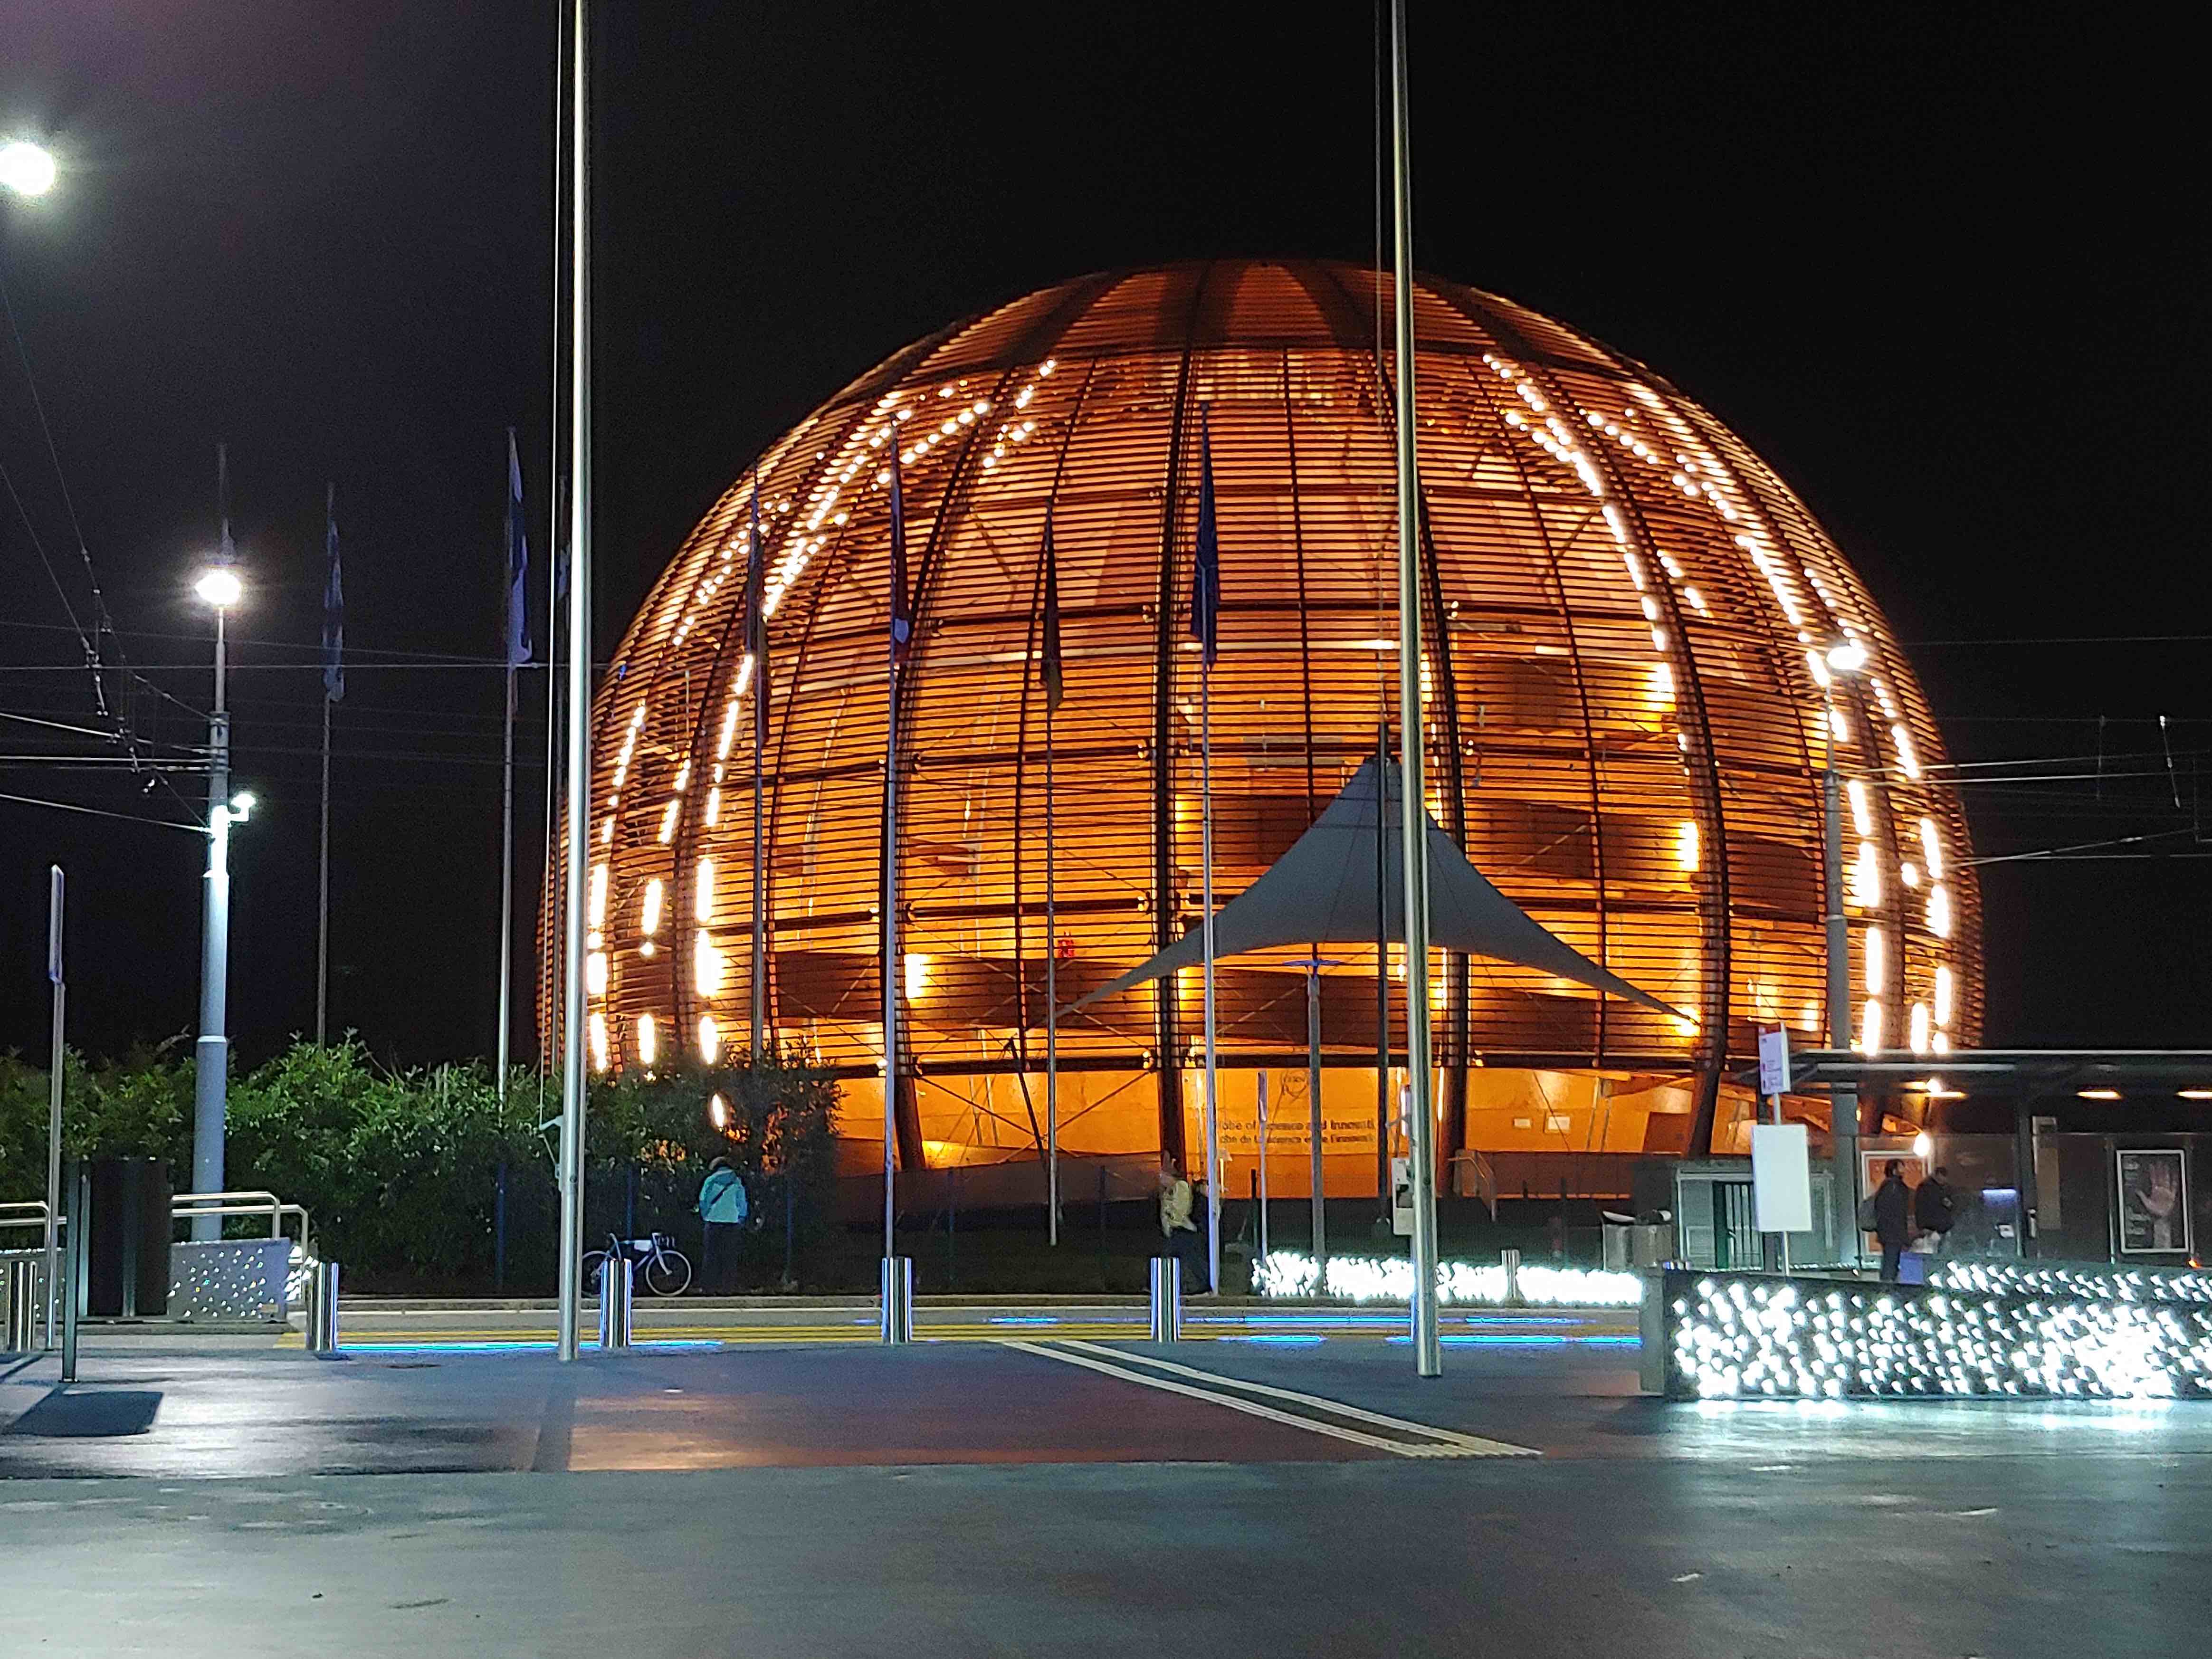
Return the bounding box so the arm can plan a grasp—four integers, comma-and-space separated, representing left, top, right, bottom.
1753, 1029, 1802, 1271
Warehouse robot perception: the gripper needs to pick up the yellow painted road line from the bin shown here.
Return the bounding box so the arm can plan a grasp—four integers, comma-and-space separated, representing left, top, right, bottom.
314, 1322, 1150, 1346
302, 1319, 1629, 1350
1060, 1338, 1537, 1458
1000, 1339, 1536, 1459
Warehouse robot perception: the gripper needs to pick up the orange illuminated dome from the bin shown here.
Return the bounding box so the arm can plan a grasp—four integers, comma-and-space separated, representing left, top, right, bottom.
545, 259, 1980, 1193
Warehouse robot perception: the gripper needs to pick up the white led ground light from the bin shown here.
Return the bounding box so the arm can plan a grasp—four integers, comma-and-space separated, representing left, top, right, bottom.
1253, 1252, 1642, 1307
1664, 1273, 2212, 1401
1930, 1259, 2212, 1307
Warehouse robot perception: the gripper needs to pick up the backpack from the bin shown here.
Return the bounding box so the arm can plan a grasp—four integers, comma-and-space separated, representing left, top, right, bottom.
1856, 1193, 1878, 1230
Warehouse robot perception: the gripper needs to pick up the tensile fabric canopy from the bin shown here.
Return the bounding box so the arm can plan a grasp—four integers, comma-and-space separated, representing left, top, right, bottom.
1064, 755, 1678, 1019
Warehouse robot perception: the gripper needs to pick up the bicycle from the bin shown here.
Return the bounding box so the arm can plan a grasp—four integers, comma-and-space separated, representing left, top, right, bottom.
583, 1231, 694, 1297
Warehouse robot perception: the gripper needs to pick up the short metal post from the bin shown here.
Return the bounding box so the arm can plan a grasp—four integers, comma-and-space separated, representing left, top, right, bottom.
305, 1261, 342, 1356
1501, 1246, 1522, 1307
879, 1254, 913, 1344
597, 1254, 633, 1352
1149, 1256, 1182, 1342
61, 1162, 85, 1383
2, 1259, 36, 1352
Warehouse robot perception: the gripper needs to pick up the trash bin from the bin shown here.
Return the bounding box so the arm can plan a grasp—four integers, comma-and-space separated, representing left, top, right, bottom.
1603, 1212, 1677, 1269
86, 1158, 170, 1318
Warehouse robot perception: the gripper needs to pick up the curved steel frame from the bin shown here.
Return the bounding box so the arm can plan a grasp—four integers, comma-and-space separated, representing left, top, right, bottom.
543, 260, 1982, 1174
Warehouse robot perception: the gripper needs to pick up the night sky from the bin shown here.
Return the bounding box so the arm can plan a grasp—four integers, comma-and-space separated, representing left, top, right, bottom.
1, 3, 2204, 1068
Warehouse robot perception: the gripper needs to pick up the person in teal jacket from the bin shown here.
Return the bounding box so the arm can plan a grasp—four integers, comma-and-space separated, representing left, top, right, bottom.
698, 1157, 749, 1291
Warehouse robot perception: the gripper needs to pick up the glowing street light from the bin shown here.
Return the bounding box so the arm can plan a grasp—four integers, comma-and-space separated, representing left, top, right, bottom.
194, 566, 244, 609
0, 141, 56, 198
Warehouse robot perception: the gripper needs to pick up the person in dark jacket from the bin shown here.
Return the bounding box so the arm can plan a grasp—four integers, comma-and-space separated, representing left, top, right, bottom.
1872, 1159, 1913, 1282
1913, 1165, 1957, 1255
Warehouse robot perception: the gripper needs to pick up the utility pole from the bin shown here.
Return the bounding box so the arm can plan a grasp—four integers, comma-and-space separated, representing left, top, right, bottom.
555, 0, 593, 1363
1388, 0, 1442, 1378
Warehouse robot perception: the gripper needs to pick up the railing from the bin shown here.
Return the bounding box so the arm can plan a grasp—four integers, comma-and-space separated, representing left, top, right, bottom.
171, 1191, 312, 1259
2, 1191, 312, 1259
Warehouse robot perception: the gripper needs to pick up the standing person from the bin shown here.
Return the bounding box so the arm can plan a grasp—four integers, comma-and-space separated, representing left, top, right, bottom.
1914, 1164, 1957, 1256
1871, 1159, 1913, 1282
1159, 1159, 1202, 1293
698, 1156, 749, 1292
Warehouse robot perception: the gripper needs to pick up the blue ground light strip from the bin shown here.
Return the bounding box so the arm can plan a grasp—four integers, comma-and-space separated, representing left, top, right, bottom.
1383, 1334, 1642, 1348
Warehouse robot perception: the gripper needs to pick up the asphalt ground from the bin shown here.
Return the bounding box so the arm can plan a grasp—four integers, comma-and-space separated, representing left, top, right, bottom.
3, 1331, 2210, 1656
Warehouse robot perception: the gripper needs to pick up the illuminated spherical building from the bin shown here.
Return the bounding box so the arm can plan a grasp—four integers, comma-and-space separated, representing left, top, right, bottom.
550, 259, 1980, 1193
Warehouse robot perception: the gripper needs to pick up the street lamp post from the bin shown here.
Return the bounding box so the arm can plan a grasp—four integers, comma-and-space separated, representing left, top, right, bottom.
192, 564, 243, 1238
1822, 640, 1866, 1263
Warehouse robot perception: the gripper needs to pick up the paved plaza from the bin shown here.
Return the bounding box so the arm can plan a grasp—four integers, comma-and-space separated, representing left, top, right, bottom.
2, 1317, 2210, 1656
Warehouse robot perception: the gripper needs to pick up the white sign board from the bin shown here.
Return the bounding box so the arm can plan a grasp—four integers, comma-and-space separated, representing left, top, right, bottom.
1751, 1123, 1813, 1234
1757, 1027, 1792, 1099
1391, 1155, 1414, 1236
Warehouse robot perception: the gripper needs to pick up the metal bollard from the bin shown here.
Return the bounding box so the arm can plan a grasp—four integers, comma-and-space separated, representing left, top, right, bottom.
2, 1259, 36, 1352
879, 1255, 913, 1344
304, 1261, 342, 1356
1148, 1256, 1183, 1342
1501, 1246, 1523, 1306
597, 1256, 634, 1352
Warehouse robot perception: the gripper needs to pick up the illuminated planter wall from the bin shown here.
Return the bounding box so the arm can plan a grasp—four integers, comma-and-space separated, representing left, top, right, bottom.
1653, 1269, 2212, 1401
1930, 1259, 2212, 1306
1253, 1251, 1642, 1306
545, 259, 1981, 1185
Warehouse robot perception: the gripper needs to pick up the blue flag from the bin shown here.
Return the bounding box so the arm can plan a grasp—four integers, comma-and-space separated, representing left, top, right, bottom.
322, 483, 344, 704
888, 435, 912, 667
1189, 408, 1220, 670
505, 428, 532, 667
1040, 507, 1063, 712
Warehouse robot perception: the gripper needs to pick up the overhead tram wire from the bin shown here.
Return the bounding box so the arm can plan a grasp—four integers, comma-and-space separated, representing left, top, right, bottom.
0, 258, 152, 768
0, 788, 202, 832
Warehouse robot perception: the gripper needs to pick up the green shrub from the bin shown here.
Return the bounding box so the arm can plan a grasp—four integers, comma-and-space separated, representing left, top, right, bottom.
0, 1037, 839, 1293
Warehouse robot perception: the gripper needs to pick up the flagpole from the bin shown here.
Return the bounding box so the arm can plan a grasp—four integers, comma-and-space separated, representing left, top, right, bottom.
748, 485, 768, 1057
317, 691, 331, 1044
555, 0, 592, 1366
497, 431, 519, 1090
317, 481, 339, 1047
1189, 410, 1223, 1296
1389, 0, 1442, 1378
882, 438, 911, 1334
1201, 652, 1220, 1293
883, 660, 900, 1271
498, 653, 516, 1083
1044, 687, 1059, 1247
